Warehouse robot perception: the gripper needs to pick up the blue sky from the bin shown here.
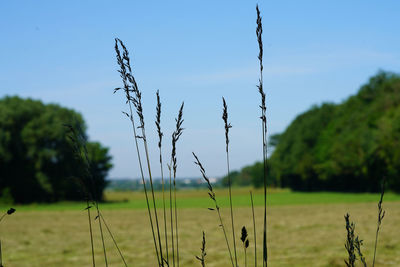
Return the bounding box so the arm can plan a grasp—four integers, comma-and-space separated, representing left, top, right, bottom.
1, 1, 400, 179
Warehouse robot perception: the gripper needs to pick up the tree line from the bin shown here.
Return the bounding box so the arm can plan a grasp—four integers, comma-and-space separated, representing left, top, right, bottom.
0, 96, 112, 203
223, 71, 400, 192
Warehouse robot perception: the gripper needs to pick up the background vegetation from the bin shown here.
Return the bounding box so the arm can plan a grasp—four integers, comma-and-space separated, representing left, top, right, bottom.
227, 71, 400, 192
0, 96, 112, 203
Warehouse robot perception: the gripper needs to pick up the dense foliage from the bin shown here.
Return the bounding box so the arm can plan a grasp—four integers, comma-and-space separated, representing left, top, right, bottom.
0, 96, 112, 203
225, 71, 400, 192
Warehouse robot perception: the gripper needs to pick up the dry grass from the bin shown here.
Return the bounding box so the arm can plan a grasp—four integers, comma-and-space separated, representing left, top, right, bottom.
1, 199, 399, 266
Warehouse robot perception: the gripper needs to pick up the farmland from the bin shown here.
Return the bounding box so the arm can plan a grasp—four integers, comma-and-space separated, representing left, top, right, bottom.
1, 189, 399, 266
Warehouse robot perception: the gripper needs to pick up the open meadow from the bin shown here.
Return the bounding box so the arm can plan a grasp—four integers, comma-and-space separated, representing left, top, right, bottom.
1, 188, 399, 266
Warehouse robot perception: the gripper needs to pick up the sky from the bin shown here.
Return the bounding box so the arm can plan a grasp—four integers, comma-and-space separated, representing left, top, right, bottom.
1, 1, 400, 179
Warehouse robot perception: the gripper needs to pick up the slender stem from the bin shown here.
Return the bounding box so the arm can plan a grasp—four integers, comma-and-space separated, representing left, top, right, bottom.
129, 104, 161, 266
95, 204, 108, 267
244, 248, 247, 267
100, 213, 128, 267
170, 103, 184, 267
256, 5, 267, 266
193, 153, 234, 267
156, 90, 169, 264
174, 175, 179, 267
222, 97, 237, 267
216, 207, 235, 267
86, 200, 96, 267
160, 147, 169, 263
115, 39, 161, 266
250, 191, 257, 267
227, 148, 238, 267
169, 166, 175, 267
372, 179, 386, 267
196, 231, 206, 267
141, 130, 164, 266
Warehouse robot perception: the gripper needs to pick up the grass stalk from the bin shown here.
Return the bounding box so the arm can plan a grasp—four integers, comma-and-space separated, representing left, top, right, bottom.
241, 226, 249, 267
85, 200, 96, 267
99, 213, 128, 267
372, 178, 386, 267
156, 90, 169, 264
174, 177, 178, 267
250, 191, 257, 267
171, 103, 184, 267
256, 5, 268, 266
168, 164, 175, 267
65, 125, 109, 267
344, 213, 356, 267
195, 231, 206, 267
193, 152, 235, 267
95, 204, 108, 267
222, 97, 238, 267
114, 39, 161, 266
141, 126, 165, 266
354, 237, 367, 267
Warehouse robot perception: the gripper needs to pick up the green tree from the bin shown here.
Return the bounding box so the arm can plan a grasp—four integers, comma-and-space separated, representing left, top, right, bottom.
0, 96, 112, 203
238, 71, 400, 192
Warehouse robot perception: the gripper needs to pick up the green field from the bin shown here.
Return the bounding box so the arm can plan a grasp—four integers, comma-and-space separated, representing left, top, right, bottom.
0, 189, 399, 266
3, 188, 400, 211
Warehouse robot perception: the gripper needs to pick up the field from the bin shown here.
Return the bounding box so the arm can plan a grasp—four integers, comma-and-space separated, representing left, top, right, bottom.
1, 188, 400, 266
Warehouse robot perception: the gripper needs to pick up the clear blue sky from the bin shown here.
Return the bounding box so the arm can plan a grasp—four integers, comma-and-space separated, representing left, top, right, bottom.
1, 1, 400, 179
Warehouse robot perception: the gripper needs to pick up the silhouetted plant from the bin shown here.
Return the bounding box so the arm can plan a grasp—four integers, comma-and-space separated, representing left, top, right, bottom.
250, 191, 257, 267
66, 124, 128, 267
173, 103, 184, 267
193, 152, 235, 267
256, 4, 268, 266
372, 178, 386, 267
155, 90, 170, 264
196, 231, 207, 267
240, 226, 249, 267
114, 38, 163, 266
344, 213, 357, 267
222, 97, 238, 267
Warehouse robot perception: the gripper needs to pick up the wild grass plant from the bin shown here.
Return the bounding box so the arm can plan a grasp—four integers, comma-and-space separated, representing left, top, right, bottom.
114, 34, 185, 266
65, 125, 127, 267
109, 5, 390, 267
38, 4, 391, 267
195, 231, 206, 267
344, 179, 386, 267
193, 152, 235, 266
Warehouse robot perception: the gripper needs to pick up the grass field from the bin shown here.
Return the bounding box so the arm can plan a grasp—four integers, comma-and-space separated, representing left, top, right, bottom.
1, 189, 399, 266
